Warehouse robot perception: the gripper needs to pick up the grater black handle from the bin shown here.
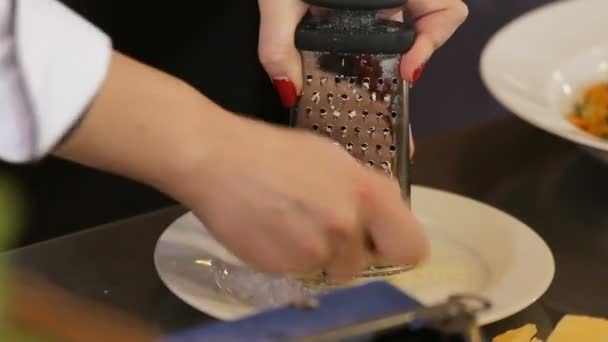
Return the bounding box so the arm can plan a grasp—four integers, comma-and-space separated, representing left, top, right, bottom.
295, 6, 415, 54
303, 0, 407, 10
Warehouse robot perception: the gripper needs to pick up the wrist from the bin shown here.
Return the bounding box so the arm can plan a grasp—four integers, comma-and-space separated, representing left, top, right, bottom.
148, 104, 247, 202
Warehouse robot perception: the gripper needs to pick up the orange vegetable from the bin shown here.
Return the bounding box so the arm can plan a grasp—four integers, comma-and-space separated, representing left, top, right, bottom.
567, 82, 608, 139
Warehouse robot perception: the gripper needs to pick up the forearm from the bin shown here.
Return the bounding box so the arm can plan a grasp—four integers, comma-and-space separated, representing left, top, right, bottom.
53, 51, 241, 194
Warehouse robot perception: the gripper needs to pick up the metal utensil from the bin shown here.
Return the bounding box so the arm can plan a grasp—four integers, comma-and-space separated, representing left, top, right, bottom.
291, 0, 416, 278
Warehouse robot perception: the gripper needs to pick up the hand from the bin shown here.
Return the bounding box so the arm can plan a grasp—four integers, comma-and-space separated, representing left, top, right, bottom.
173, 117, 430, 281
56, 52, 429, 282
257, 0, 467, 158
258, 0, 468, 94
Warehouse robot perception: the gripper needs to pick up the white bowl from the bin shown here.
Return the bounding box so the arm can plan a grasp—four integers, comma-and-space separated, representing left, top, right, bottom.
480, 0, 608, 163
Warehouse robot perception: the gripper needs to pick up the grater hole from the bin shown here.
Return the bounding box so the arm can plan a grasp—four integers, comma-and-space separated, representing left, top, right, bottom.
332, 110, 340, 118
381, 161, 391, 175
383, 128, 391, 136
361, 143, 369, 151
363, 77, 370, 89
349, 77, 357, 85
370, 92, 377, 102
346, 142, 354, 152
341, 94, 349, 101
389, 145, 397, 152
326, 125, 333, 134
335, 75, 342, 84
377, 78, 384, 86
391, 111, 398, 119
312, 124, 319, 131
356, 94, 364, 102
306, 74, 313, 83
362, 110, 369, 118
368, 127, 376, 134
366, 161, 374, 167
312, 92, 320, 104
376, 112, 383, 119
321, 76, 328, 85
320, 108, 327, 117
341, 126, 348, 134
392, 77, 399, 85
354, 127, 361, 134
384, 94, 391, 103
327, 93, 334, 102
347, 110, 356, 119
305, 107, 313, 115
376, 144, 382, 151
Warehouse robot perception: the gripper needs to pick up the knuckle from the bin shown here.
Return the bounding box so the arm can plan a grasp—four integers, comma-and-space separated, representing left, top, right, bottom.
300, 238, 331, 263
324, 211, 359, 240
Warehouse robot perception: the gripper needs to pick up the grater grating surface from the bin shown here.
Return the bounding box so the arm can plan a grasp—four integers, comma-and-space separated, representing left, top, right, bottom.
291, 52, 413, 279
292, 0, 415, 280
293, 51, 410, 200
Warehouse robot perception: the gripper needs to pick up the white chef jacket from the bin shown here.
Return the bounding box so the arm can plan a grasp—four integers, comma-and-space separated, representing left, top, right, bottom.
0, 0, 111, 163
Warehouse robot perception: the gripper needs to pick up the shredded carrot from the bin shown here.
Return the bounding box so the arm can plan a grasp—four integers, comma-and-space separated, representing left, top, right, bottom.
567, 115, 588, 129
567, 83, 608, 139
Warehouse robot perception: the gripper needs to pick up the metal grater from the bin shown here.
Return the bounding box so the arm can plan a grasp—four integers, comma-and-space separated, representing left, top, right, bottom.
292, 0, 416, 279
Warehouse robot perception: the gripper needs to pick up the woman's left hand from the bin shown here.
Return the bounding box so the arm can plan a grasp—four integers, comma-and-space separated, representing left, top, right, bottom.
257, 0, 469, 107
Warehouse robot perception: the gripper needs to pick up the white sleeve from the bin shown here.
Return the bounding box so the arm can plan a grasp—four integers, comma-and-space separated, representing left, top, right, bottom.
0, 0, 112, 163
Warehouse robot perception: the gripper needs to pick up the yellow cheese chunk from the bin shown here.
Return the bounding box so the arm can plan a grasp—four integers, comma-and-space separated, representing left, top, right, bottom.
493, 323, 538, 342
548, 315, 608, 342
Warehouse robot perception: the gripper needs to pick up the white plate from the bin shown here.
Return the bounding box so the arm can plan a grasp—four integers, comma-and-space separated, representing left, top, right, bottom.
480, 0, 608, 163
154, 186, 554, 325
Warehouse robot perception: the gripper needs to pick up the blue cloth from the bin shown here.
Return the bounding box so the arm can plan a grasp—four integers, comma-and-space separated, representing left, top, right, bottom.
165, 281, 421, 342
164, 281, 487, 342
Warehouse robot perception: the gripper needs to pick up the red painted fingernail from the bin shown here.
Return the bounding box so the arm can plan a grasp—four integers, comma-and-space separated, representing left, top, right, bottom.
272, 78, 298, 108
411, 63, 425, 87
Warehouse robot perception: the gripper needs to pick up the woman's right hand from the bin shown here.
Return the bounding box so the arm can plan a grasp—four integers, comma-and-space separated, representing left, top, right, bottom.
171, 115, 429, 281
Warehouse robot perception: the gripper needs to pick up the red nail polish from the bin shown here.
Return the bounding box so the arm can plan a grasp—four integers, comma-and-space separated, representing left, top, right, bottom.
272, 78, 298, 108
411, 63, 425, 87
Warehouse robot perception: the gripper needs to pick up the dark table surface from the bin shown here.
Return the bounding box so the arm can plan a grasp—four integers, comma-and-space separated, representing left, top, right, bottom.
4, 0, 607, 340
5, 117, 608, 340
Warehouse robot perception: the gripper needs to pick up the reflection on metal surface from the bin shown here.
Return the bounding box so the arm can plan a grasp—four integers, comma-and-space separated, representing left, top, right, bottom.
194, 259, 213, 267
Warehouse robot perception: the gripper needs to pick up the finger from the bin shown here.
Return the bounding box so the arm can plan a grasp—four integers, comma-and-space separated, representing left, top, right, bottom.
269, 224, 332, 274
324, 227, 368, 283
360, 175, 430, 266
401, 0, 468, 82
320, 207, 368, 283
258, 0, 309, 107
216, 209, 331, 274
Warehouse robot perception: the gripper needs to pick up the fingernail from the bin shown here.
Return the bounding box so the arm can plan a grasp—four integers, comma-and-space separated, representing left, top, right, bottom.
410, 63, 425, 87
272, 78, 298, 108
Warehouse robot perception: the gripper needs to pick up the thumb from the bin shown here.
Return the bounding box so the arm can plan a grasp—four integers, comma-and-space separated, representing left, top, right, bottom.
258, 0, 308, 108
362, 175, 430, 266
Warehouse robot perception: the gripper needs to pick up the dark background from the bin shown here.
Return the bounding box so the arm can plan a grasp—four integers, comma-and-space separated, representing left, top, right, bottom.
1, 0, 553, 247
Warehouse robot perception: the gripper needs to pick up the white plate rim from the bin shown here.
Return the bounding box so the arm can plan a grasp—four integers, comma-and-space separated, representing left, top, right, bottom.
479, 0, 608, 153
154, 185, 555, 326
